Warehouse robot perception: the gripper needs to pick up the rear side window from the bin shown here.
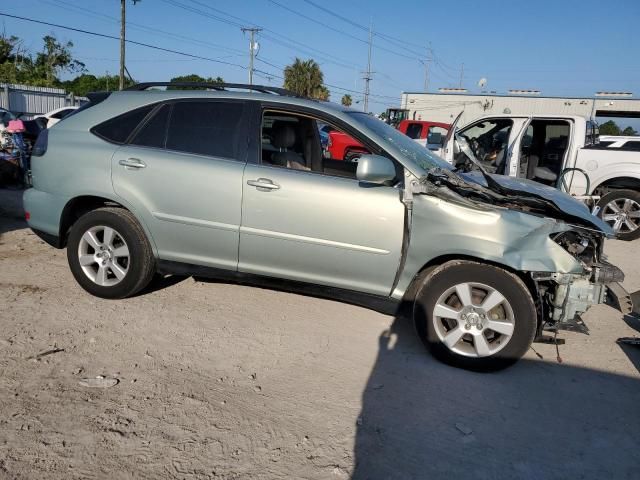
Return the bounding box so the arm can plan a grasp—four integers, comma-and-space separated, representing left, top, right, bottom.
623, 141, 640, 151
91, 104, 155, 144
130, 104, 171, 149
405, 122, 423, 139
165, 101, 245, 159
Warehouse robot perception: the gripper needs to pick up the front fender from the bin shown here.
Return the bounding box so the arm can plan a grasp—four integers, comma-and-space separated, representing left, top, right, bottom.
391, 195, 583, 299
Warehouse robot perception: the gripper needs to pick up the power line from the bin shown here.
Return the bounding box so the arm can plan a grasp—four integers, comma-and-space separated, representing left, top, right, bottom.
163, 0, 364, 71
42, 0, 247, 56
0, 12, 248, 69
266, 0, 421, 61
301, 0, 426, 55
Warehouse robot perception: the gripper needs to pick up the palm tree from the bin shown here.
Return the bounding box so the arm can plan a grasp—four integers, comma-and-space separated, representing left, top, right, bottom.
283, 58, 329, 100
341, 94, 352, 107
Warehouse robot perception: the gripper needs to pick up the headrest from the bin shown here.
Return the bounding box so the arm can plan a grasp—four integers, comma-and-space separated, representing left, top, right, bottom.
272, 122, 296, 149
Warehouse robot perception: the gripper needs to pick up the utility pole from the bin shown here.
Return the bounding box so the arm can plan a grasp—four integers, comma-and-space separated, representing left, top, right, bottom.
119, 0, 140, 90
241, 27, 262, 85
459, 62, 464, 89
421, 45, 432, 92
362, 21, 373, 113
119, 0, 126, 90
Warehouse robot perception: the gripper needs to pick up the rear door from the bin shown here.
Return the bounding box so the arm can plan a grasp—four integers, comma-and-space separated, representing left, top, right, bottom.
111, 99, 253, 269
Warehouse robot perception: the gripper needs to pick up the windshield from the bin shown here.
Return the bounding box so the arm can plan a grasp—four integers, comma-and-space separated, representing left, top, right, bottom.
346, 112, 452, 172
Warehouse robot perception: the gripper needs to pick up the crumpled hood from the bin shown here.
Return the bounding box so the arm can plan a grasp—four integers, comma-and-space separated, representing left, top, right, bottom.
459, 172, 613, 234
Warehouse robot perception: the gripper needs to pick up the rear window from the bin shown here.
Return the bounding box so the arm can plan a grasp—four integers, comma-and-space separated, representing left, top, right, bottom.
130, 104, 171, 149
165, 101, 245, 159
91, 104, 155, 144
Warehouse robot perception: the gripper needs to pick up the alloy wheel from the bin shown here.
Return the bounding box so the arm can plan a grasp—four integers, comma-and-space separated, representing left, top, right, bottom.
432, 282, 515, 358
77, 225, 130, 287
601, 198, 640, 234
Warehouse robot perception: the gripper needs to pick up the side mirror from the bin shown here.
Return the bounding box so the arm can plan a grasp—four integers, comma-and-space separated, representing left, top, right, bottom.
356, 154, 396, 184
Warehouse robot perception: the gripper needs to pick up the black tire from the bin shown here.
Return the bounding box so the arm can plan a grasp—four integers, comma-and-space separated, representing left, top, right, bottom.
67, 207, 156, 299
596, 189, 640, 241
414, 261, 537, 372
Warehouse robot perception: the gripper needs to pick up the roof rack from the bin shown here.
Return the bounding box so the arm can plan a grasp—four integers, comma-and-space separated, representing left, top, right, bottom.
124, 82, 298, 97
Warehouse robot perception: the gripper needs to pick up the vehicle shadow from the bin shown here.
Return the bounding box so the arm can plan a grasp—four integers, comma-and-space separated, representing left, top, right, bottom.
0, 187, 27, 239
351, 305, 640, 480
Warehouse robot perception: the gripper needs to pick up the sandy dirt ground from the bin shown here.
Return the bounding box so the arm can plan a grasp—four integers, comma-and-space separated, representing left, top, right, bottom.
1, 187, 640, 480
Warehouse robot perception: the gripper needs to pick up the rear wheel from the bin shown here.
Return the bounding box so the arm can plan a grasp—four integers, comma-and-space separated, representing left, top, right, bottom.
596, 189, 640, 241
414, 261, 537, 371
67, 207, 155, 299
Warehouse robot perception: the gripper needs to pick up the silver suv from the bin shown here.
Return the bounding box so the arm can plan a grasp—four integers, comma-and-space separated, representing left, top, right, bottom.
24, 82, 629, 370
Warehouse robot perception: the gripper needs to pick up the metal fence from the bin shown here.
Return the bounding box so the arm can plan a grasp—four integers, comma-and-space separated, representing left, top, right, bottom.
0, 83, 88, 118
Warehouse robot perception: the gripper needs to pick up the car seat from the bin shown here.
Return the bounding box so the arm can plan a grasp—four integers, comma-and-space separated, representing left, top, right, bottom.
270, 123, 309, 170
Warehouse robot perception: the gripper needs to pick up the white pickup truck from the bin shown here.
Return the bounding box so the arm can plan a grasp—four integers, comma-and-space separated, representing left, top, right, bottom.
440, 114, 640, 240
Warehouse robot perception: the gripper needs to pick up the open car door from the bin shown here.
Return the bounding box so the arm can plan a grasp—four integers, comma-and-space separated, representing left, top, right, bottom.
442, 111, 463, 164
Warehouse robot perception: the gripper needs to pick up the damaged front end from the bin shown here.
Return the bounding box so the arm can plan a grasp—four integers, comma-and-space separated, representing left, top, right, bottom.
532, 229, 630, 335
399, 168, 632, 339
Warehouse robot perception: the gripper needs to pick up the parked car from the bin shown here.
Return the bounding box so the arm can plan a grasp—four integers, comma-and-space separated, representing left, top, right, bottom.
24, 82, 629, 371
326, 128, 370, 161
597, 135, 640, 151
397, 120, 450, 151
34, 106, 79, 128
441, 113, 640, 240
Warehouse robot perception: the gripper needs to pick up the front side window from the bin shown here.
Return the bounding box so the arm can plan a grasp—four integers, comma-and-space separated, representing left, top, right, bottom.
261, 110, 373, 179
165, 101, 245, 159
91, 104, 155, 144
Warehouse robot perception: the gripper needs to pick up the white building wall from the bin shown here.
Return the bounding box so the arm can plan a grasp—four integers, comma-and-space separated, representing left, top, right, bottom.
401, 92, 640, 126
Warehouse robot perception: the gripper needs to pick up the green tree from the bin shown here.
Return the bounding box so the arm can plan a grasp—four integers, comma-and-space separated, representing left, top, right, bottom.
0, 33, 84, 86
599, 120, 621, 136
283, 58, 329, 100
34, 35, 85, 86
168, 74, 224, 89
63, 73, 131, 96
341, 94, 352, 107
622, 126, 638, 136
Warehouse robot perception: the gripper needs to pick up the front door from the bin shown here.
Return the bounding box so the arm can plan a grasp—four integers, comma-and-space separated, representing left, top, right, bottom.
112, 99, 252, 269
238, 108, 405, 296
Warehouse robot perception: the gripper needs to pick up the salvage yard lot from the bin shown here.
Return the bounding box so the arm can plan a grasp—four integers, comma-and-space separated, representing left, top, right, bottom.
1, 187, 639, 479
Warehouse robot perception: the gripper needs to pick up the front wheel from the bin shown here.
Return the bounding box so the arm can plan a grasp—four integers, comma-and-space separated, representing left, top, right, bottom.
414, 261, 537, 371
67, 207, 156, 299
596, 189, 640, 241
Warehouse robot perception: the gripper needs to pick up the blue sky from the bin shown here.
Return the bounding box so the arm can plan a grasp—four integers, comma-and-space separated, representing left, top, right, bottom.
2, 0, 639, 119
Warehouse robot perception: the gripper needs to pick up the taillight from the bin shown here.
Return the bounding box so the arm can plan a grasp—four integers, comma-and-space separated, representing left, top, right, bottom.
31, 128, 49, 157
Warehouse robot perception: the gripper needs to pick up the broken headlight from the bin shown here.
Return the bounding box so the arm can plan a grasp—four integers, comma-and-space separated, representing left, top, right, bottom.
551, 230, 601, 265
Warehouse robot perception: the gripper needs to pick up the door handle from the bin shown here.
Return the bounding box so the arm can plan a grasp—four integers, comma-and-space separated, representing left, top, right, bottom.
247, 178, 280, 191
118, 158, 146, 169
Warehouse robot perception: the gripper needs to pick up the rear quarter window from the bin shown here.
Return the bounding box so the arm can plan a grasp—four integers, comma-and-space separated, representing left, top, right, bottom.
91, 104, 155, 144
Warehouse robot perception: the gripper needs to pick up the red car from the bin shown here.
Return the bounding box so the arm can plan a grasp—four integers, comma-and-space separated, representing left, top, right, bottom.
324, 119, 452, 161
326, 129, 370, 162
397, 120, 451, 151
